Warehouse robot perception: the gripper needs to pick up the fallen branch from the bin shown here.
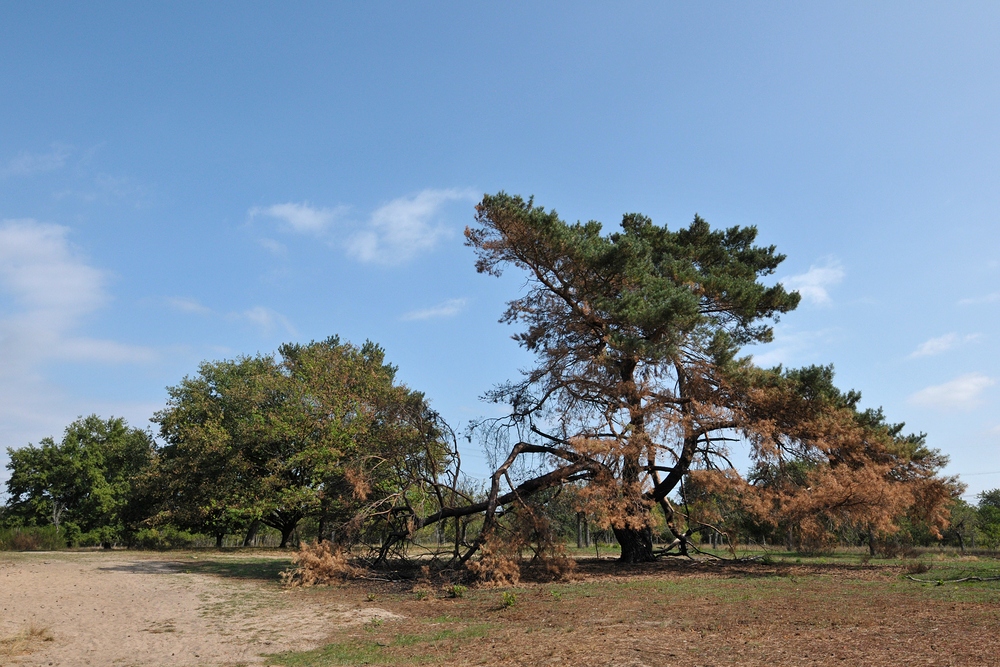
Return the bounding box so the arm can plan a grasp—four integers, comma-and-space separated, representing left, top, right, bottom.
906, 575, 1000, 584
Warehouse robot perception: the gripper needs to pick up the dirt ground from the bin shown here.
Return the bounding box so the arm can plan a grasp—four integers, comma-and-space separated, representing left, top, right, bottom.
0, 551, 394, 667
318, 557, 1000, 667
2, 551, 1000, 667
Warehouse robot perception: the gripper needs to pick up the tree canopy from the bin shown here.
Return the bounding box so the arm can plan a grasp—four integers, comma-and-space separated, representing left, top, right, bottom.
0, 194, 962, 570
4, 415, 155, 546
150, 336, 451, 548
450, 192, 958, 562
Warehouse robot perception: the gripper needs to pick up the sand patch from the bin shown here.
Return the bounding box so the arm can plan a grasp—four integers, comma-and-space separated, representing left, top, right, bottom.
0, 551, 398, 666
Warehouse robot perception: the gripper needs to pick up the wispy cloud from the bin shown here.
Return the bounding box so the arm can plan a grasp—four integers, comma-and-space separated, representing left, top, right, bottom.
401, 298, 469, 321
347, 189, 475, 265
958, 292, 1000, 306
249, 202, 348, 235
0, 145, 71, 178
238, 306, 297, 336
908, 373, 995, 411
166, 296, 212, 315
0, 219, 154, 365
749, 326, 836, 367
253, 189, 476, 266
782, 258, 845, 306
257, 238, 288, 257
908, 332, 981, 358
166, 296, 294, 336
0, 218, 156, 479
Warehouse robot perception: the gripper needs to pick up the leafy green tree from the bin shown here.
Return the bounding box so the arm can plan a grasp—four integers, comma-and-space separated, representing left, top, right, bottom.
3, 415, 155, 546
152, 353, 300, 546
152, 336, 450, 548
943, 498, 979, 552
977, 489, 1000, 549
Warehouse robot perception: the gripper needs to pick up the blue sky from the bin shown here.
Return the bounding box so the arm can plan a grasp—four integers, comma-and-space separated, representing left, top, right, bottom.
2, 3, 999, 500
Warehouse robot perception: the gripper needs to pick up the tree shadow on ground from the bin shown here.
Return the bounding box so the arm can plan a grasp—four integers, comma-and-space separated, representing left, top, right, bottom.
98, 557, 290, 582
532, 556, 893, 583
184, 558, 289, 581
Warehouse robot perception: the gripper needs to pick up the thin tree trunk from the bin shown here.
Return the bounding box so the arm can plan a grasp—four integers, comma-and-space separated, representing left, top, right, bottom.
215, 532, 224, 549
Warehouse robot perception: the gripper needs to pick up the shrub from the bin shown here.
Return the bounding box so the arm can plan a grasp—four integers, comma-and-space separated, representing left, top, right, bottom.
282, 541, 360, 586
132, 527, 201, 550
501, 591, 517, 608
0, 526, 63, 551
904, 562, 931, 575
466, 534, 521, 587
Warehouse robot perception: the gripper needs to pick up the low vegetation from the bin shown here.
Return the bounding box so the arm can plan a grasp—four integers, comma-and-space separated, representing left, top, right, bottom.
0, 622, 54, 660
263, 548, 1000, 666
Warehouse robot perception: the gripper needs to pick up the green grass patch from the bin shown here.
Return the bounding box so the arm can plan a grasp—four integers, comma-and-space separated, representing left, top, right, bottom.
266, 624, 494, 666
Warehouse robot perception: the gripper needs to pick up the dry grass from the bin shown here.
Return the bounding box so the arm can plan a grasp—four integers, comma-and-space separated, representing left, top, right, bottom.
281, 541, 362, 586
267, 556, 1000, 666
0, 621, 55, 658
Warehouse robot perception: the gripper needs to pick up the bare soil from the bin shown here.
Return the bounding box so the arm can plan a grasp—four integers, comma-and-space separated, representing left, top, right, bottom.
0, 551, 395, 667
2, 551, 999, 667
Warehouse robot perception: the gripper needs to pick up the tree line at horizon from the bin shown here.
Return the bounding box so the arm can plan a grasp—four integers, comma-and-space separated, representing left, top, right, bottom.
1, 193, 991, 567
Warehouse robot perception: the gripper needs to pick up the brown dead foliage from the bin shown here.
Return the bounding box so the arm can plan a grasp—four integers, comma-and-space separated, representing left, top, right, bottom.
468, 502, 577, 586
281, 540, 361, 586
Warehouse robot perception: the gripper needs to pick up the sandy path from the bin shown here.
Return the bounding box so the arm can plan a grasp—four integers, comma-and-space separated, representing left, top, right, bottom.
0, 552, 395, 667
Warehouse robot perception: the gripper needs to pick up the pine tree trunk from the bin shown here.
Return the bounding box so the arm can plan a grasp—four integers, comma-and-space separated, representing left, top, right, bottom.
613, 525, 655, 563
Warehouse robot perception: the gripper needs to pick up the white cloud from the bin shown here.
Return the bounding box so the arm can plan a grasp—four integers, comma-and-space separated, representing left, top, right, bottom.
0, 145, 71, 177
0, 219, 156, 483
55, 338, 156, 363
783, 259, 845, 306
347, 189, 473, 264
166, 296, 212, 315
908, 332, 981, 358
401, 298, 469, 321
253, 188, 476, 265
0, 219, 153, 365
166, 296, 294, 337
250, 202, 348, 235
908, 373, 995, 411
749, 326, 835, 367
238, 306, 297, 336
257, 237, 288, 257
958, 292, 1000, 306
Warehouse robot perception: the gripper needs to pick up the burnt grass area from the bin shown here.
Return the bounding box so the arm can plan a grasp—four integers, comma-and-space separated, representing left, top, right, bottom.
266, 554, 1000, 666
